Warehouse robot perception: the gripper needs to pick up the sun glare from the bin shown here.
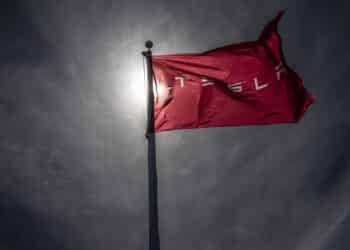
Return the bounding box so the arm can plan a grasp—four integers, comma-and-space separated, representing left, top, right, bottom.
128, 68, 146, 109
127, 68, 170, 110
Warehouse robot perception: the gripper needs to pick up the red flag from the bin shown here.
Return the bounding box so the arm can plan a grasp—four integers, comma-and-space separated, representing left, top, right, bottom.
152, 11, 314, 132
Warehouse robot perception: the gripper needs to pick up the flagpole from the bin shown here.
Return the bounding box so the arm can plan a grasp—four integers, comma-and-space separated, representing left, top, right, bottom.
142, 40, 160, 250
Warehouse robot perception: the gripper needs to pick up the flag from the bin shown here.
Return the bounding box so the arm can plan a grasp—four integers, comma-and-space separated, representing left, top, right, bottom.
152, 11, 314, 132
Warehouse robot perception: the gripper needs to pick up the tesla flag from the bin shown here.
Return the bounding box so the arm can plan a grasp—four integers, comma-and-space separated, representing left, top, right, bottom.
152, 11, 314, 132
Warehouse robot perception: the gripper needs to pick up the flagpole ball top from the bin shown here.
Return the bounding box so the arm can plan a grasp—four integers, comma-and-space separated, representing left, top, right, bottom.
145, 40, 153, 49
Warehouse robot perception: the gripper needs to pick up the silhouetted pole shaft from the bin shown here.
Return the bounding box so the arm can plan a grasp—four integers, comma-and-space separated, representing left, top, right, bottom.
142, 41, 160, 250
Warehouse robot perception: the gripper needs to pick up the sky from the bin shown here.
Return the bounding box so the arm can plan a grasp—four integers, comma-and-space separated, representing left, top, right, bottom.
0, 0, 349, 250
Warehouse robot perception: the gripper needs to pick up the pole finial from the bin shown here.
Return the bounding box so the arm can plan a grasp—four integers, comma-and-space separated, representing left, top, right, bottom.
145, 40, 153, 50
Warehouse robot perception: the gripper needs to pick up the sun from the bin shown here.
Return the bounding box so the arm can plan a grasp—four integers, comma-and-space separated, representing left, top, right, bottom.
126, 66, 169, 111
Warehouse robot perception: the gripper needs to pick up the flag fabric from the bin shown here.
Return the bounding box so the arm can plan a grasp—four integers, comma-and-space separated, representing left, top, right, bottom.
151, 11, 314, 132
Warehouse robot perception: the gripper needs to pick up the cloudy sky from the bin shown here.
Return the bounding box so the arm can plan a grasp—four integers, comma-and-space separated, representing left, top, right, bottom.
0, 0, 349, 250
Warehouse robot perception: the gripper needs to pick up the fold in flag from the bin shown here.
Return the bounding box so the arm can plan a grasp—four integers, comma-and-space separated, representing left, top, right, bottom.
152, 11, 314, 132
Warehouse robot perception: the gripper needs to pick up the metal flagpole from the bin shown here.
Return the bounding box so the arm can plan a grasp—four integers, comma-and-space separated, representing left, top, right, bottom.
142, 40, 160, 250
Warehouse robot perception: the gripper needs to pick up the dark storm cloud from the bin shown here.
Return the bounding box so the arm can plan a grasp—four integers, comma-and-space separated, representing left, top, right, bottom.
0, 1, 52, 64
0, 0, 349, 250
